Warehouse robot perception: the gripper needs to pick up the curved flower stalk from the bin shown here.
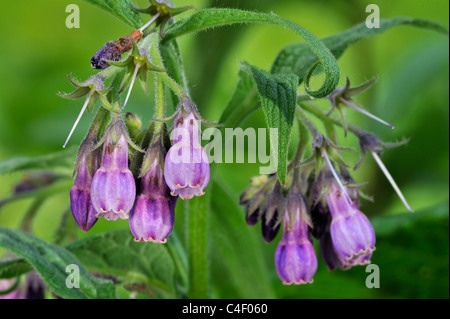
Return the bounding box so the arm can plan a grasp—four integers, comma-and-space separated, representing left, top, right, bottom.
91, 118, 137, 221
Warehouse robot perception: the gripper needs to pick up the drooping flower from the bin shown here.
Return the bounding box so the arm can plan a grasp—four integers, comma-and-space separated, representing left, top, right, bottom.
325, 183, 375, 267
164, 111, 210, 200
275, 187, 317, 285
91, 120, 136, 221
261, 181, 283, 244
129, 145, 177, 243
239, 175, 270, 226
70, 137, 100, 232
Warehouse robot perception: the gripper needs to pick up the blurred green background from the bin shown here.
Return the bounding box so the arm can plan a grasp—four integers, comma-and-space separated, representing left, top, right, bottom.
0, 0, 448, 298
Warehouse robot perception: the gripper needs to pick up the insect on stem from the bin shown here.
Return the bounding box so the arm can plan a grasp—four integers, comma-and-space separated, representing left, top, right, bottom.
63, 89, 95, 148
341, 98, 395, 129
371, 151, 413, 212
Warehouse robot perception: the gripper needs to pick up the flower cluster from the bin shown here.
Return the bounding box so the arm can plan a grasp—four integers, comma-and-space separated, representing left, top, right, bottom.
240, 78, 410, 285
69, 98, 211, 243
62, 3, 213, 244
241, 171, 375, 284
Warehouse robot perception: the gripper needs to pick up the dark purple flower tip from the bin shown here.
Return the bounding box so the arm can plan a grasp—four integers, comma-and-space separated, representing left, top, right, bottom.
319, 231, 345, 271
326, 183, 375, 265
164, 113, 210, 200
91, 134, 136, 220
245, 207, 260, 226
275, 206, 317, 285
262, 209, 280, 244
310, 201, 331, 239
70, 156, 98, 232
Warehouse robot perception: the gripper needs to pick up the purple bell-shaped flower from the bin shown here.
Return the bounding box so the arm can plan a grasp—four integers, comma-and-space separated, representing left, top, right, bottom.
129, 146, 177, 243
91, 121, 136, 221
275, 188, 317, 285
164, 112, 210, 200
70, 137, 100, 232
325, 183, 375, 267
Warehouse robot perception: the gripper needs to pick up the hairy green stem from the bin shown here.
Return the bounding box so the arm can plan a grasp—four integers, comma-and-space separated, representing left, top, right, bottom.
186, 193, 211, 299
291, 119, 308, 185
295, 105, 322, 142
148, 34, 186, 100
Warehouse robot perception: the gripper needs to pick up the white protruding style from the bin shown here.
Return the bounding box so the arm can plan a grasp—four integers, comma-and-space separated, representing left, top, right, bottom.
341, 98, 394, 129
63, 90, 94, 148
371, 151, 413, 212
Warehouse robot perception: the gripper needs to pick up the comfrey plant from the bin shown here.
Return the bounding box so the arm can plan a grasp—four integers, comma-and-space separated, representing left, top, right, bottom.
240, 80, 408, 283
0, 0, 448, 299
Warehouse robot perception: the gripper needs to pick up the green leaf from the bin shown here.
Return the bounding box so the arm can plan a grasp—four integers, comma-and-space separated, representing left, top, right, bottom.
242, 62, 298, 185
81, 0, 143, 28
370, 201, 449, 237
210, 180, 275, 298
369, 202, 449, 298
160, 39, 190, 96
164, 8, 340, 98
0, 227, 116, 299
218, 68, 259, 129
0, 258, 32, 279
271, 17, 449, 81
67, 229, 178, 297
0, 147, 76, 175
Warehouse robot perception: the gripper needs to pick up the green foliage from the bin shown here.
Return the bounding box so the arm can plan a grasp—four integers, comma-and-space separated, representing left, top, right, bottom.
0, 0, 448, 300
242, 62, 298, 185
211, 181, 275, 298
0, 258, 32, 279
0, 147, 75, 175
164, 8, 341, 98
218, 68, 259, 129
0, 227, 116, 299
80, 0, 143, 28
272, 17, 449, 82
67, 230, 182, 297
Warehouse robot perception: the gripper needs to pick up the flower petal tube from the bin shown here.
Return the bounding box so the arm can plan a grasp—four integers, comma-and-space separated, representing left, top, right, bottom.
275, 191, 317, 285
129, 157, 177, 243
164, 112, 210, 200
91, 133, 136, 221
70, 155, 99, 232
325, 183, 375, 267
